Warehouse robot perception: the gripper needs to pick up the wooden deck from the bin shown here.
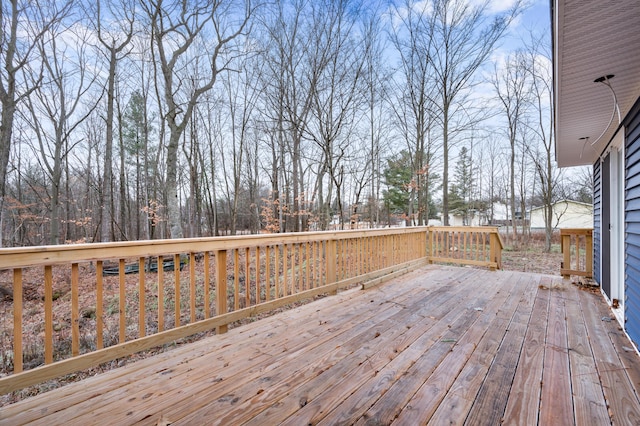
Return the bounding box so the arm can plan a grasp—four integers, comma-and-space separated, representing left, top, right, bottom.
2, 265, 640, 425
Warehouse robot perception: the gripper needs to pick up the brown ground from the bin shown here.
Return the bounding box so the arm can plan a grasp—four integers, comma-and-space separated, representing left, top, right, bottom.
501, 248, 562, 275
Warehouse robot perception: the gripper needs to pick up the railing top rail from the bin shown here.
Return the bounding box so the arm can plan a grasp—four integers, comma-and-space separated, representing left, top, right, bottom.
560, 228, 594, 236
494, 232, 505, 250
429, 226, 500, 233
0, 227, 430, 269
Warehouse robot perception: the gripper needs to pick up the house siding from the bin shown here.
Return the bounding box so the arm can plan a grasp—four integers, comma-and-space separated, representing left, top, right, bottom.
625, 100, 640, 347
593, 160, 601, 285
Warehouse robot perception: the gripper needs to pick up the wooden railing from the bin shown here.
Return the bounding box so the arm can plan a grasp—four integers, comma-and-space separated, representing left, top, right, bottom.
428, 226, 503, 271
0, 226, 503, 394
560, 228, 593, 279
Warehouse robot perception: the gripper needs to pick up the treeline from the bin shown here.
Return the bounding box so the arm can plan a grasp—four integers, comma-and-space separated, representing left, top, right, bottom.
0, 0, 589, 249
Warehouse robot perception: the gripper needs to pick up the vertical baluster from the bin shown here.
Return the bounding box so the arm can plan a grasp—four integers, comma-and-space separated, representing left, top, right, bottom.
203, 252, 210, 318
293, 244, 298, 294
586, 231, 593, 277
234, 249, 240, 310
139, 257, 146, 336
71, 263, 79, 356
13, 269, 22, 373
327, 239, 336, 291
266, 246, 271, 301
314, 241, 319, 285
96, 261, 104, 348
484, 232, 488, 260
174, 254, 181, 328
364, 237, 371, 274
44, 265, 53, 364
474, 232, 478, 261
158, 256, 164, 331
305, 242, 310, 290
463, 232, 468, 261
245, 247, 251, 307
283, 244, 288, 296
256, 246, 261, 302
275, 244, 281, 297
337, 240, 342, 281
189, 252, 196, 323
119, 259, 126, 343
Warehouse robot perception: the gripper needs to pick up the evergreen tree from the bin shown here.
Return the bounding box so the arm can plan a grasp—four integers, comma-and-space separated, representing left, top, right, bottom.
450, 146, 474, 225
383, 150, 414, 223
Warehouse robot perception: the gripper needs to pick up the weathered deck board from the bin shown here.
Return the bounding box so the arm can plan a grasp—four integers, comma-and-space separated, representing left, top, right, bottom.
390, 273, 525, 425
463, 273, 535, 425
539, 283, 574, 425
565, 288, 610, 425
2, 265, 640, 426
578, 287, 640, 425
501, 279, 550, 424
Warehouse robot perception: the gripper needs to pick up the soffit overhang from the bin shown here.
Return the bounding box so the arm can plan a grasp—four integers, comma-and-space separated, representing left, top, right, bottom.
553, 0, 640, 167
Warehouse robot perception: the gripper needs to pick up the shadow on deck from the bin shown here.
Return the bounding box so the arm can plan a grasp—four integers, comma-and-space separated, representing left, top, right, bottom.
1, 265, 639, 425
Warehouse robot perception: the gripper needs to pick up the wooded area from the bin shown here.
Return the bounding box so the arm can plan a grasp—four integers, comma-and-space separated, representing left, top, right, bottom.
0, 0, 590, 249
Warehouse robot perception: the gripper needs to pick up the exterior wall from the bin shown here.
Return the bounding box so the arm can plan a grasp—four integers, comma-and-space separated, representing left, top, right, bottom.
594, 160, 601, 285
529, 201, 593, 229
625, 99, 640, 348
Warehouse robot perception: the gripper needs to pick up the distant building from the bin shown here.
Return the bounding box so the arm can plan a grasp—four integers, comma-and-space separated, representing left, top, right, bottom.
447, 210, 483, 227
529, 200, 593, 229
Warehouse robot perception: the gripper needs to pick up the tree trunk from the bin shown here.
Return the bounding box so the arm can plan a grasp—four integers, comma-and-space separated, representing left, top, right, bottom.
101, 50, 117, 242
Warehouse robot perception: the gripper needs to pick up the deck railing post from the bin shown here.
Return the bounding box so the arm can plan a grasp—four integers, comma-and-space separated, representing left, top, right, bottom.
489, 233, 498, 271
561, 233, 571, 279
586, 231, 593, 278
215, 249, 228, 334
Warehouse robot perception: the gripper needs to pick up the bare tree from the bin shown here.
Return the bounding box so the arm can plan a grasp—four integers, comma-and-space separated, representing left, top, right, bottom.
361, 4, 388, 227
25, 19, 102, 244
491, 49, 529, 245
389, 0, 439, 226
218, 55, 262, 235
143, 0, 252, 238
306, 0, 366, 230
427, 0, 522, 225
0, 0, 72, 246
260, 0, 343, 232
88, 0, 135, 242
524, 32, 563, 252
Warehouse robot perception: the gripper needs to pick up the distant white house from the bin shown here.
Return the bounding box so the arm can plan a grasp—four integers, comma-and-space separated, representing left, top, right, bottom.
529, 200, 593, 229
447, 210, 483, 227
446, 203, 511, 227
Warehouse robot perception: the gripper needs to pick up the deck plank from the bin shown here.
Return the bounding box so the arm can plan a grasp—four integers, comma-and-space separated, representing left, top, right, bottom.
578, 288, 640, 425
58, 267, 464, 425
392, 272, 532, 425
2, 266, 640, 426
462, 272, 539, 425
2, 284, 393, 424
501, 279, 549, 424
313, 269, 503, 426
1, 281, 391, 423
177, 281, 462, 425
64, 275, 433, 425
565, 287, 611, 425
228, 271, 476, 426
538, 283, 574, 425
428, 272, 540, 426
